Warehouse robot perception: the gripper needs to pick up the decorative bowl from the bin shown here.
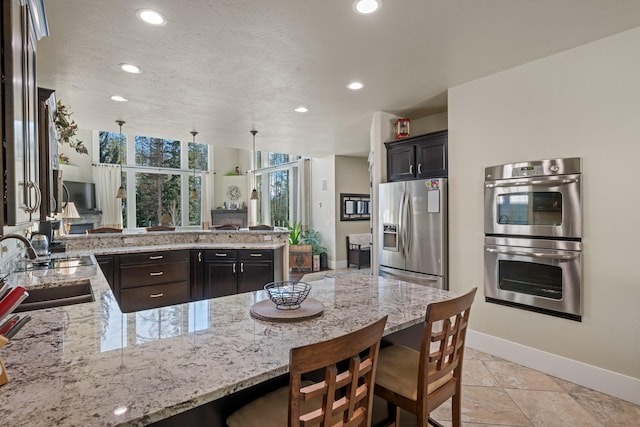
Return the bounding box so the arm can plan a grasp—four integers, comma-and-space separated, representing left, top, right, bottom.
264, 281, 311, 310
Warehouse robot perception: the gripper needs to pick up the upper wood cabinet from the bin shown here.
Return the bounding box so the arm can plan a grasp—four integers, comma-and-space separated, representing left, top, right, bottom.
38, 88, 60, 219
1, 0, 48, 226
385, 130, 448, 181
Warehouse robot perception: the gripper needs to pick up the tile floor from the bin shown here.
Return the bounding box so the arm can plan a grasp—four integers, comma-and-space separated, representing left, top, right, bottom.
296, 268, 640, 427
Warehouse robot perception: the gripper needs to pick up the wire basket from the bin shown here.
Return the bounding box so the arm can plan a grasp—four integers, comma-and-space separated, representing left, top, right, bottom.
264, 281, 311, 310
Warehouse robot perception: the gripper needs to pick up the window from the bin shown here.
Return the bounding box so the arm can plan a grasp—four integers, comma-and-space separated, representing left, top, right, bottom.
254, 152, 306, 227
98, 131, 209, 229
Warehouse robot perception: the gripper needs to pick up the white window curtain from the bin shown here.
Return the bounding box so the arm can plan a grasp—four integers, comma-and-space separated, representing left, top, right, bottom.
93, 164, 123, 228
295, 158, 310, 228
200, 171, 214, 229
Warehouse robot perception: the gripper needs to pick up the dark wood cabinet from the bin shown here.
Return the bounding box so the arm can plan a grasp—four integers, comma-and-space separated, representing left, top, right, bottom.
37, 87, 60, 218
385, 130, 448, 181
104, 247, 283, 311
117, 250, 190, 312
198, 248, 283, 299
95, 254, 115, 290
203, 249, 238, 298
1, 0, 48, 226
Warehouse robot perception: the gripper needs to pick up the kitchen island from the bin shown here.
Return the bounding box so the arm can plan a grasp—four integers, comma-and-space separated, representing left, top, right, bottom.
0, 254, 457, 426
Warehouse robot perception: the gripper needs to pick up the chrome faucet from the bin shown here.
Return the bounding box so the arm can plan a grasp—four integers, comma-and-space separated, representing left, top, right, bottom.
0, 234, 38, 260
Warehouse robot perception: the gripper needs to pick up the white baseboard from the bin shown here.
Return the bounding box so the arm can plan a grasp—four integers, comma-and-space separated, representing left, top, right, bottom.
467, 329, 640, 406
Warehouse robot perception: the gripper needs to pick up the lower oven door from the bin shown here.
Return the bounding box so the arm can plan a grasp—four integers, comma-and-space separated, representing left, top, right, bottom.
484, 236, 582, 320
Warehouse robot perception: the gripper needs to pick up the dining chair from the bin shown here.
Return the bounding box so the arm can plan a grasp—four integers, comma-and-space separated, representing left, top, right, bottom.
374, 287, 477, 427
213, 224, 239, 230
227, 315, 388, 427
145, 225, 175, 232
248, 224, 273, 230
86, 227, 123, 234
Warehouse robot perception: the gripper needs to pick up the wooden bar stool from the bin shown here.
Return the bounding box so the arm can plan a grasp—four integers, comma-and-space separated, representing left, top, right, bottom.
227, 315, 388, 427
374, 288, 477, 427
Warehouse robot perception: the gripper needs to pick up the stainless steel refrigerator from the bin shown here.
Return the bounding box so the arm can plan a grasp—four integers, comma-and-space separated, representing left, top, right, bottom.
378, 178, 448, 290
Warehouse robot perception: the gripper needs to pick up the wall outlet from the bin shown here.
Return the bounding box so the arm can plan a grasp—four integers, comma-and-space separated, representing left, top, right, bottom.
124, 238, 135, 244
198, 235, 206, 241
263, 235, 272, 241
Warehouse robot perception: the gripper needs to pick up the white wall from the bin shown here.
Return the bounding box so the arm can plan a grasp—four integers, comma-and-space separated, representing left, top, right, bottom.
411, 112, 448, 136
310, 157, 336, 265
448, 27, 640, 380
212, 146, 250, 208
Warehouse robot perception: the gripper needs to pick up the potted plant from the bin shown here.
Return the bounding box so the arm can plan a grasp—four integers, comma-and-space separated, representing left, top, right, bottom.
55, 100, 88, 163
300, 229, 327, 272
288, 222, 312, 272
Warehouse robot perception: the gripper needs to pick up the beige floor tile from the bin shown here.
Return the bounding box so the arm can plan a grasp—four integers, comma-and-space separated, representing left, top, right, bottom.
432, 386, 532, 426
463, 359, 501, 387
465, 347, 502, 361
482, 360, 565, 391
506, 389, 603, 427
568, 387, 640, 426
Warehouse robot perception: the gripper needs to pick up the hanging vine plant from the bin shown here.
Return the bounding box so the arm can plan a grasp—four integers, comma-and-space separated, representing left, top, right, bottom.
55, 99, 88, 157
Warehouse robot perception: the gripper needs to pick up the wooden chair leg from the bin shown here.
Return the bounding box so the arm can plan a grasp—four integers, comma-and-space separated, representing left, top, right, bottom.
383, 402, 400, 427
451, 392, 462, 427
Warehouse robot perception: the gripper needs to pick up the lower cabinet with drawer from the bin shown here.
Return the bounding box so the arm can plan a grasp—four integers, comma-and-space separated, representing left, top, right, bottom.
191, 248, 283, 300
117, 250, 190, 312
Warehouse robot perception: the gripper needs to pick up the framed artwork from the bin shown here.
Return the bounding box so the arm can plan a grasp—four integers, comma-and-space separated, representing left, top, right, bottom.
340, 193, 370, 221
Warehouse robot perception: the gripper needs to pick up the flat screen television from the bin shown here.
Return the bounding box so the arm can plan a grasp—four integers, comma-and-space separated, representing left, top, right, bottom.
64, 181, 97, 212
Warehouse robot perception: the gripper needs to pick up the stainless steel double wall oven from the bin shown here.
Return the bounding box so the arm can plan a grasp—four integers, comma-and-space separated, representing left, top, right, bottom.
483, 158, 583, 321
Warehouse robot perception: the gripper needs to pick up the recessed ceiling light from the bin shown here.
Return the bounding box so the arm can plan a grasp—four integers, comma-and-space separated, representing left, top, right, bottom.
347, 82, 364, 90
354, 0, 382, 14
110, 95, 128, 102
120, 63, 141, 74
294, 106, 309, 113
136, 9, 167, 26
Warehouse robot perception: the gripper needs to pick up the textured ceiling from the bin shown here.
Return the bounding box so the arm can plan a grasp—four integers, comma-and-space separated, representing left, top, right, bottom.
36, 0, 640, 157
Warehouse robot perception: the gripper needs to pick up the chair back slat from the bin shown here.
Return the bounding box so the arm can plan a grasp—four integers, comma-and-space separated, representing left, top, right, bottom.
289, 316, 387, 427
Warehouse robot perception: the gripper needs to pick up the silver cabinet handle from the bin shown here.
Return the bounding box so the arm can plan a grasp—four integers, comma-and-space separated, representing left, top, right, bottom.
249, 253, 262, 257
485, 178, 578, 188
417, 164, 422, 174
24, 180, 41, 214
149, 272, 164, 276
232, 263, 236, 274
215, 253, 228, 257
241, 262, 244, 273
149, 293, 164, 298
149, 255, 163, 260
198, 252, 202, 262
409, 164, 414, 175
485, 247, 577, 261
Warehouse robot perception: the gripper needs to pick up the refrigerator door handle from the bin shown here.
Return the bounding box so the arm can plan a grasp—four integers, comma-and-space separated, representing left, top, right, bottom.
404, 192, 412, 256
398, 190, 406, 257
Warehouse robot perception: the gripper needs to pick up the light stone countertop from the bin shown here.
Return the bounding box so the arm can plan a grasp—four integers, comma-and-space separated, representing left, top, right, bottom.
0, 255, 456, 426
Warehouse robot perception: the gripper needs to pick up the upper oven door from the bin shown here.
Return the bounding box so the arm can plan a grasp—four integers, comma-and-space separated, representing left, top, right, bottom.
484, 173, 581, 239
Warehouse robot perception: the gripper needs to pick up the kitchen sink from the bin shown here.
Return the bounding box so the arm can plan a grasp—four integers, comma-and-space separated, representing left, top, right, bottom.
13, 281, 95, 312
15, 255, 94, 272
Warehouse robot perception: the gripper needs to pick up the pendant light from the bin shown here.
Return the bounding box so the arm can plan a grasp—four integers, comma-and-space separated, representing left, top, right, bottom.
189, 130, 199, 200
250, 130, 259, 200
115, 120, 127, 199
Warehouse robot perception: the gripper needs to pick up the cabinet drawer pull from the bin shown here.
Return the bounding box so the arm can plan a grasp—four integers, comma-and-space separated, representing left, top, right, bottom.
149, 293, 164, 298
215, 253, 228, 257
149, 255, 164, 260
149, 272, 164, 276
249, 253, 262, 257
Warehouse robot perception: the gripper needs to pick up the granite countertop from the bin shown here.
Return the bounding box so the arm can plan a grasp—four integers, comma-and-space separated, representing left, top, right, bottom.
0, 257, 456, 426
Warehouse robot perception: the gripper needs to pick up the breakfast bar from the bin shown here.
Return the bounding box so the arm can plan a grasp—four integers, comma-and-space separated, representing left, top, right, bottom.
0, 254, 456, 426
